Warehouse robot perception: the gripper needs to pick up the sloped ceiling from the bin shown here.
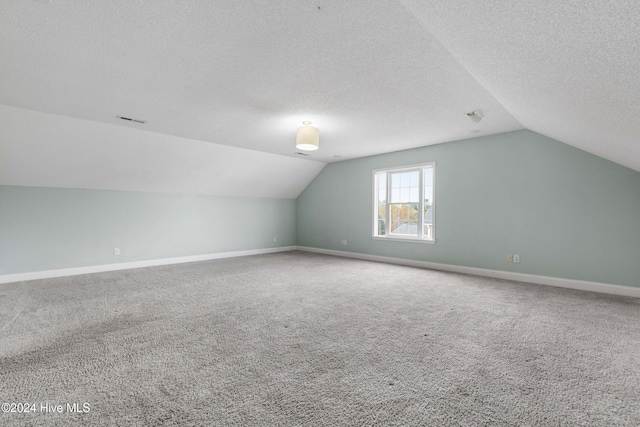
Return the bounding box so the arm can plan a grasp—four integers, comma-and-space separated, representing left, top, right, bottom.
0, 1, 638, 198
0, 104, 325, 199
401, 0, 640, 172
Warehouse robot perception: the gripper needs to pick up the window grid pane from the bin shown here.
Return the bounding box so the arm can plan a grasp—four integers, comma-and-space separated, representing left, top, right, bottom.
389, 203, 419, 236
390, 171, 420, 204
374, 164, 434, 241
375, 172, 387, 236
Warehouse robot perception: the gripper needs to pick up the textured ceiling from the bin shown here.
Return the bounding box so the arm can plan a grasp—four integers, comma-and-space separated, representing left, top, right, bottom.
0, 104, 325, 199
401, 0, 640, 172
0, 0, 521, 165
1, 0, 638, 198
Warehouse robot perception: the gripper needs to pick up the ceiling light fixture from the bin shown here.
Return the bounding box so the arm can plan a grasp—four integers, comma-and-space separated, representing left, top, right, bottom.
466, 110, 484, 123
296, 121, 319, 151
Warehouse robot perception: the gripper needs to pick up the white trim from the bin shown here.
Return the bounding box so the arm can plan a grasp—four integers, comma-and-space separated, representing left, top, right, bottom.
0, 246, 296, 284
372, 236, 436, 244
372, 162, 436, 241
295, 246, 640, 298
4, 245, 638, 298
372, 161, 436, 174
428, 162, 436, 241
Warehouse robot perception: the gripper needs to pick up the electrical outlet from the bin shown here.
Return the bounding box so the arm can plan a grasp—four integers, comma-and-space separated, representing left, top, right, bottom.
507, 254, 513, 262
272, 237, 277, 243
341, 240, 348, 246
513, 254, 520, 263
114, 248, 120, 255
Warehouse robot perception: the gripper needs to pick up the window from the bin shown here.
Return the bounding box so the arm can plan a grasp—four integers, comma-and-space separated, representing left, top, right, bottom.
373, 163, 435, 242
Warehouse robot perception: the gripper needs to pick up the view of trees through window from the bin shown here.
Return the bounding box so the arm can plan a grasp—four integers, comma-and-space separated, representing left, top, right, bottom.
374, 164, 434, 240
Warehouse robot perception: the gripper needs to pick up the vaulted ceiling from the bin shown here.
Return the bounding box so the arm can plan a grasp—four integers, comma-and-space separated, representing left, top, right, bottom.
1, 1, 638, 198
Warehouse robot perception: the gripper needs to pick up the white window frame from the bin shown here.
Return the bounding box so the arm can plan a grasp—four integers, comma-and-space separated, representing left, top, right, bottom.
372, 162, 436, 244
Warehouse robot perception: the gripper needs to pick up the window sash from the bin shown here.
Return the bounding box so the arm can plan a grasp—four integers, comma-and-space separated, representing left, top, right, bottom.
374, 163, 434, 241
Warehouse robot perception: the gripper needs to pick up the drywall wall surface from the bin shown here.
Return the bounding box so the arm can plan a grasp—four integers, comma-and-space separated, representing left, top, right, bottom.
0, 186, 295, 274
296, 130, 640, 287
0, 104, 325, 199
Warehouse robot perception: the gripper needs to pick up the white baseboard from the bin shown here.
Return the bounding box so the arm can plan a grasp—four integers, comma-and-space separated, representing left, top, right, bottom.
295, 246, 640, 298
0, 246, 296, 284
4, 245, 638, 298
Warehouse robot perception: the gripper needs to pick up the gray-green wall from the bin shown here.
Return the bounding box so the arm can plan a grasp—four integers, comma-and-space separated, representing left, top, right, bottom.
0, 186, 296, 274
296, 130, 640, 287
4, 130, 640, 287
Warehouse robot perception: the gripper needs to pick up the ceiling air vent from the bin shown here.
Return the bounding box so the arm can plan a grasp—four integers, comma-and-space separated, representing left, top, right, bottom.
117, 116, 147, 124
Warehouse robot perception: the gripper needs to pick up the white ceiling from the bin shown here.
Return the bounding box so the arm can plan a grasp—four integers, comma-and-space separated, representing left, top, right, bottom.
401, 0, 640, 172
0, 104, 325, 199
0, 0, 521, 164
0, 0, 638, 197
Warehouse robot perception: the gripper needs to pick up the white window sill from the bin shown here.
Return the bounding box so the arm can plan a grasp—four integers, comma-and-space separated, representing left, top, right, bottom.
372, 236, 436, 244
